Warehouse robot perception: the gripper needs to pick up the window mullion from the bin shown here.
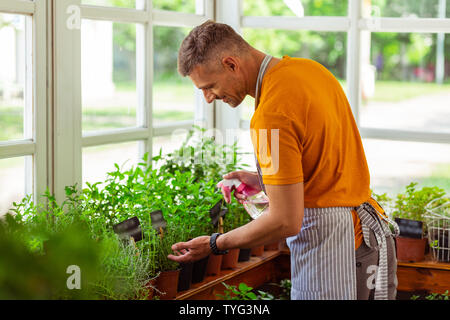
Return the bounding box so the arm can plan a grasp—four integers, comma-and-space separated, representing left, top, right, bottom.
215, 0, 242, 141
24, 13, 33, 196
346, 0, 362, 127
0, 0, 35, 15
136, 0, 153, 163
52, 0, 82, 204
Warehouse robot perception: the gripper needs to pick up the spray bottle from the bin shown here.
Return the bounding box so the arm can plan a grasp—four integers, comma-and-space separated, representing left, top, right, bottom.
217, 179, 269, 220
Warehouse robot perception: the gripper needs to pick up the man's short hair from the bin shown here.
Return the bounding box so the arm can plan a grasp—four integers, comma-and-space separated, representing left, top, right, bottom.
178, 20, 251, 77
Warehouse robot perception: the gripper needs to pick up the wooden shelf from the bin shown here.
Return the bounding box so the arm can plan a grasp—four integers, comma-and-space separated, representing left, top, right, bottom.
397, 256, 450, 271
175, 250, 290, 300
397, 255, 450, 294
174, 249, 450, 299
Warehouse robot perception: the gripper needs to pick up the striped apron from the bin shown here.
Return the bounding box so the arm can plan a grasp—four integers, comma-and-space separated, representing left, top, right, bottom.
253, 55, 399, 300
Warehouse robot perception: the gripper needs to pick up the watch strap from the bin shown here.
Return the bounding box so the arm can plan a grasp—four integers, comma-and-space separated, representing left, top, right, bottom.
210, 233, 228, 255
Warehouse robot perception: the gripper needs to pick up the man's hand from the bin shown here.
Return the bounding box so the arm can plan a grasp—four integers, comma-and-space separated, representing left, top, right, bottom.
167, 236, 211, 264
222, 171, 262, 203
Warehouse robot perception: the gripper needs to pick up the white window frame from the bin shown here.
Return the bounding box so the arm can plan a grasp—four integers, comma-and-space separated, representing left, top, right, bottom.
0, 0, 48, 206
237, 0, 450, 147
51, 0, 215, 203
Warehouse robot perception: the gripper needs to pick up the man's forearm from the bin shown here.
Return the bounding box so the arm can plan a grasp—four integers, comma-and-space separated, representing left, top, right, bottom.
215, 209, 297, 250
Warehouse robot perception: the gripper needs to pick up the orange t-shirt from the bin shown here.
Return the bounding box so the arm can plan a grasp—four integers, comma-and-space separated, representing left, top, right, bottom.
250, 56, 377, 249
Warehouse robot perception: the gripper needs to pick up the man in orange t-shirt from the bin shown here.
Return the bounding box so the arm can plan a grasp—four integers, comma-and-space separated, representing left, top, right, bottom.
169, 20, 398, 300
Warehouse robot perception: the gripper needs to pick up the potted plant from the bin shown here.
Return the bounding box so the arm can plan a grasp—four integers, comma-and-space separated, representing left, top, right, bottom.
391, 182, 447, 262
3, 188, 159, 301
149, 229, 181, 300
155, 126, 250, 277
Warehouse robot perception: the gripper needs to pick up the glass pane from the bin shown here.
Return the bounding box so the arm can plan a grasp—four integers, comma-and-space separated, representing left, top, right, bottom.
0, 13, 27, 142
152, 0, 196, 13
370, 0, 449, 18
152, 131, 189, 158
81, 20, 138, 133
240, 29, 347, 121
153, 26, 195, 125
364, 139, 450, 198
81, 0, 137, 9
243, 0, 348, 17
82, 141, 140, 186
0, 157, 26, 217
235, 128, 257, 172
360, 32, 450, 134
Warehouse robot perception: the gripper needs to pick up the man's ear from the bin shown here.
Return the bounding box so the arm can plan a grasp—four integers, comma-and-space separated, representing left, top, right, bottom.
222, 56, 238, 72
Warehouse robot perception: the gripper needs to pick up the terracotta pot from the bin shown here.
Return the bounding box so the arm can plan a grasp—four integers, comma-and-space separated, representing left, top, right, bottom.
395, 236, 427, 263
191, 255, 210, 284
264, 241, 280, 251
206, 254, 223, 276
238, 248, 251, 262
145, 278, 157, 300
155, 269, 180, 300
251, 245, 265, 256
221, 248, 240, 270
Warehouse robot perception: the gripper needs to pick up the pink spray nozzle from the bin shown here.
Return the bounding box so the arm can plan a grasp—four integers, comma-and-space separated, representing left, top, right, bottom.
217, 179, 243, 203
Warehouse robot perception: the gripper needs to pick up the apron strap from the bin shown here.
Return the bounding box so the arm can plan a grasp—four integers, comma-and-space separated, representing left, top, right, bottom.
254, 55, 273, 195
356, 201, 399, 300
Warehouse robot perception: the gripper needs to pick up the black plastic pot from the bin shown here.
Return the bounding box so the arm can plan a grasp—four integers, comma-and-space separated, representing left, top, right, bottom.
191, 255, 210, 284
177, 262, 193, 292
238, 248, 251, 262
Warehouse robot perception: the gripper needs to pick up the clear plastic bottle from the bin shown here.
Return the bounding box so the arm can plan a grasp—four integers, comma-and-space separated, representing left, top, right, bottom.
217, 179, 269, 219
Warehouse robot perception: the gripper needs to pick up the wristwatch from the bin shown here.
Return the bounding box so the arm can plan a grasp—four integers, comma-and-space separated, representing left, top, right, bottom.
210, 233, 228, 255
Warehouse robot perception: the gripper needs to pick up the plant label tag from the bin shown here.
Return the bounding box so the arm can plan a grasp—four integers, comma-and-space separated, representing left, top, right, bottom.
210, 199, 227, 227
395, 218, 423, 239
113, 216, 143, 242
150, 210, 167, 234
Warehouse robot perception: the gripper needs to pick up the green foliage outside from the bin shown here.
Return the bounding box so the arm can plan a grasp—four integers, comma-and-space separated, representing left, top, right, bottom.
100, 0, 450, 84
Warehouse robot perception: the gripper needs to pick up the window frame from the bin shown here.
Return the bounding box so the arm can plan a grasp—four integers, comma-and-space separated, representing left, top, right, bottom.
52, 0, 214, 203
0, 0, 48, 206
238, 0, 450, 148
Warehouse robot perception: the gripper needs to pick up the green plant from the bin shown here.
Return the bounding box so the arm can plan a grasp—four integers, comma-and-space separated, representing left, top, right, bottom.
92, 234, 156, 300
278, 279, 291, 300
147, 227, 181, 274
411, 290, 449, 300
1, 125, 253, 299
0, 210, 103, 299
3, 185, 156, 300
154, 125, 251, 235
371, 190, 393, 212
158, 125, 249, 183
222, 201, 252, 233
216, 282, 274, 300
391, 182, 447, 225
